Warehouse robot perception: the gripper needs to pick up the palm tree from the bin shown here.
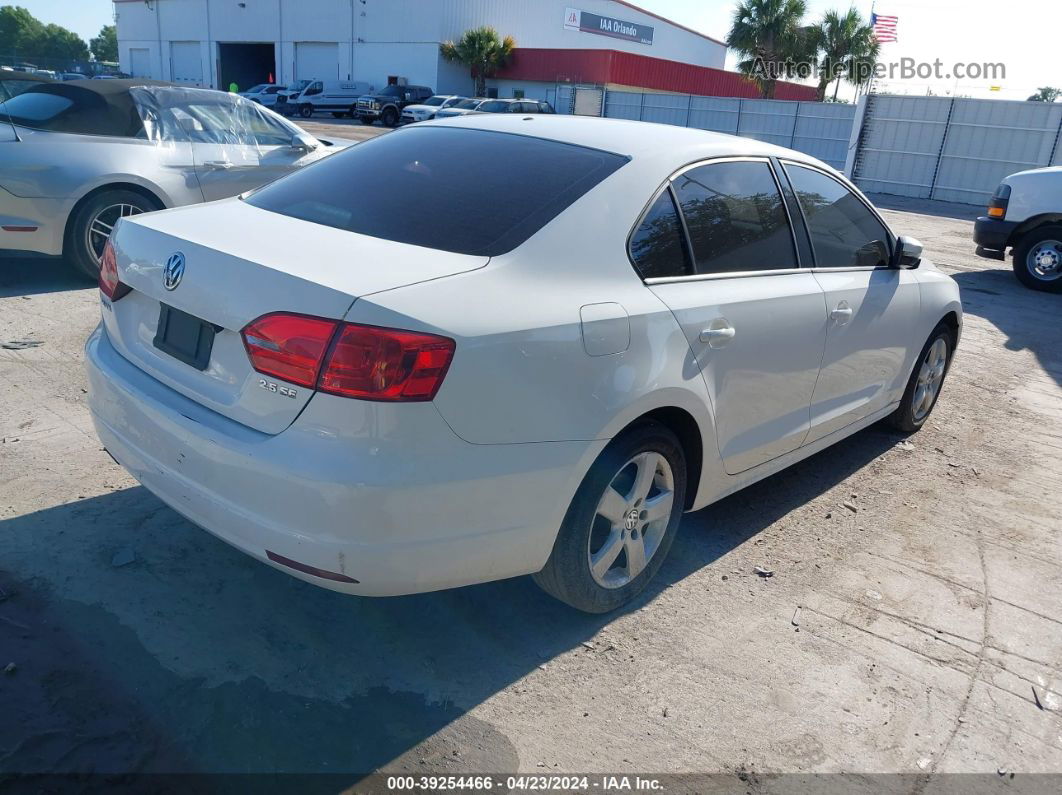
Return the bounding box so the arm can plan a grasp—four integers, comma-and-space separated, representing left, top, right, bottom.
727, 0, 813, 99
1027, 87, 1061, 102
814, 8, 879, 101
440, 26, 516, 97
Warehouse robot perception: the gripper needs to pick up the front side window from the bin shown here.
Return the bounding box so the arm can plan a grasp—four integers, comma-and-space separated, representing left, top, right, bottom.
785, 164, 891, 268
630, 189, 691, 280
245, 126, 627, 256
672, 160, 796, 275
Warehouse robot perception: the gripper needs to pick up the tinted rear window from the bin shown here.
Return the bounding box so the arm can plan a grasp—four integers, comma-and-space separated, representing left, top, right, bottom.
245, 127, 628, 256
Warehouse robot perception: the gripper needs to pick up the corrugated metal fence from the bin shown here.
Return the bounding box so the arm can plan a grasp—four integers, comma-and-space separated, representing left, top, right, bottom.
850, 94, 1062, 205
549, 87, 1062, 205
593, 89, 855, 170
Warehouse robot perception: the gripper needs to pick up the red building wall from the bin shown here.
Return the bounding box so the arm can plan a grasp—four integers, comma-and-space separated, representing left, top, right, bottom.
495, 48, 819, 101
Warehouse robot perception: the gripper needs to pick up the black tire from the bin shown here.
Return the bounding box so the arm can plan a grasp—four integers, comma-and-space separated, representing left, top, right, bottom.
65, 189, 160, 279
331, 112, 345, 119
533, 421, 687, 614
886, 323, 955, 433
298, 104, 313, 118
381, 106, 399, 127
1012, 225, 1062, 293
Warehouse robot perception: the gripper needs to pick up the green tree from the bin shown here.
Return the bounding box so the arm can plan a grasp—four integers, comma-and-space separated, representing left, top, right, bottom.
0, 5, 87, 65
0, 5, 41, 54
1027, 87, 1061, 102
814, 8, 879, 101
727, 0, 814, 99
440, 26, 515, 97
90, 23, 116, 63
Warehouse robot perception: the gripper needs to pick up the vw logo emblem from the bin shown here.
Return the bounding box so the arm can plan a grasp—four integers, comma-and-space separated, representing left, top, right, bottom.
163, 252, 185, 291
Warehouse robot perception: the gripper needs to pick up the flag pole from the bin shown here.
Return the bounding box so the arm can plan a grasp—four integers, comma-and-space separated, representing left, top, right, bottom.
864, 0, 877, 98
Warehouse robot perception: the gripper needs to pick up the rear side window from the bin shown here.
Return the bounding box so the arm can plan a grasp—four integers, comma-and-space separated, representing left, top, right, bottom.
629, 190, 691, 279
0, 85, 141, 136
785, 164, 892, 268
672, 160, 796, 274
246, 127, 628, 256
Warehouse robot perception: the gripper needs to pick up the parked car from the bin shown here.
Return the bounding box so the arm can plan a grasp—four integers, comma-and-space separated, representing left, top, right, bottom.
0, 69, 52, 101
974, 166, 1062, 293
271, 79, 312, 115
472, 98, 555, 115
86, 115, 961, 613
282, 79, 373, 119
400, 94, 466, 124
238, 83, 274, 99
246, 84, 284, 108
433, 97, 488, 119
60, 72, 88, 81
0, 79, 353, 277
355, 84, 433, 127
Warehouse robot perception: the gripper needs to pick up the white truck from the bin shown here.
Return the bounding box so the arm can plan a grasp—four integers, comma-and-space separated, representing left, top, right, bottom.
975, 166, 1062, 292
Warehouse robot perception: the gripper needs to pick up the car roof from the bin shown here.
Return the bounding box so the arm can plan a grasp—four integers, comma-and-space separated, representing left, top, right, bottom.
428, 113, 831, 170
0, 70, 53, 83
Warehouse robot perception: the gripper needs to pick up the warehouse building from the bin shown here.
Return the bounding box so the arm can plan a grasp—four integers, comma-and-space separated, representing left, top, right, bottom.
114, 0, 816, 105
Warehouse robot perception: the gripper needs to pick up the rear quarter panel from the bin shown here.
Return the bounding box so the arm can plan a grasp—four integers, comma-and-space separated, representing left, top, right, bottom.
344, 157, 725, 505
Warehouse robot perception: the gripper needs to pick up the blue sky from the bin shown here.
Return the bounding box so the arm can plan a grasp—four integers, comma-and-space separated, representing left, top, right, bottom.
17, 0, 1055, 100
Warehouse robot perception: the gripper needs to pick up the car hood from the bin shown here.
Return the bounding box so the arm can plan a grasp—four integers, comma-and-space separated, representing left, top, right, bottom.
315, 136, 359, 150
402, 104, 437, 114
358, 94, 401, 102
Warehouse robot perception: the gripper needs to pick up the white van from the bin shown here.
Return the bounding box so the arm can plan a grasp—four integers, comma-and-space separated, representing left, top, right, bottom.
284, 80, 374, 118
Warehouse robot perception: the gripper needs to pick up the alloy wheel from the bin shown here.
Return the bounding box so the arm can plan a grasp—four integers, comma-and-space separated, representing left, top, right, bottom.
86, 203, 144, 265
587, 451, 675, 589
912, 337, 948, 421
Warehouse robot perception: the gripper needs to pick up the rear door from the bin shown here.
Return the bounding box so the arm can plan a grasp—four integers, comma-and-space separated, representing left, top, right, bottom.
781, 162, 922, 442
640, 158, 828, 475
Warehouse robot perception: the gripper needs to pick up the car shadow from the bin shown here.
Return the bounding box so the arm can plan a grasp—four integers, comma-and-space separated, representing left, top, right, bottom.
952, 267, 1062, 387
0, 255, 92, 298
0, 422, 901, 784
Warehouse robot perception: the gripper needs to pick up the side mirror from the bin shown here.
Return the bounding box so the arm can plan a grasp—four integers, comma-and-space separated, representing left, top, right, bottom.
291, 132, 317, 151
892, 235, 923, 269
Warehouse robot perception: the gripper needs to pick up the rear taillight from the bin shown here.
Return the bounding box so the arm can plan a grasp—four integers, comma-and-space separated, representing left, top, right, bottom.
987, 183, 1011, 218
241, 313, 339, 388
98, 239, 131, 300
319, 324, 455, 401
241, 314, 455, 401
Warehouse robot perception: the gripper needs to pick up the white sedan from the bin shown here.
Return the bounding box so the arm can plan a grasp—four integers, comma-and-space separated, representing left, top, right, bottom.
85, 115, 962, 613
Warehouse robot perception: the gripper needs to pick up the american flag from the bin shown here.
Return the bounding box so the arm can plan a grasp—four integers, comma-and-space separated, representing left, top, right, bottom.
871, 13, 898, 42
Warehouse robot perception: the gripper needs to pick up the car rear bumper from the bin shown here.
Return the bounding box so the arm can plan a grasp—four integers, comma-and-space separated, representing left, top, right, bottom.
0, 186, 66, 256
85, 324, 601, 596
973, 216, 1019, 252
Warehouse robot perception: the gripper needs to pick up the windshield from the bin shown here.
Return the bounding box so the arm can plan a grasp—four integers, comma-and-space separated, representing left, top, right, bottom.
453, 98, 482, 109
476, 100, 509, 112
380, 85, 405, 97
287, 80, 311, 92
246, 84, 270, 93
245, 126, 628, 257
423, 96, 446, 106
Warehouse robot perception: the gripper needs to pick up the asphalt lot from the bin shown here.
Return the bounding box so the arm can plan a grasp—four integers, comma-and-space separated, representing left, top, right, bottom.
1, 171, 1060, 784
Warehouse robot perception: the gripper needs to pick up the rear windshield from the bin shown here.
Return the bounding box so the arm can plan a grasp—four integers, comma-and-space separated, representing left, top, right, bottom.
245, 127, 628, 256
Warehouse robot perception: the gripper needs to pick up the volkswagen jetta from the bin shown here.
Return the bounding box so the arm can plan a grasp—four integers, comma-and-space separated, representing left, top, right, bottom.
85, 115, 961, 613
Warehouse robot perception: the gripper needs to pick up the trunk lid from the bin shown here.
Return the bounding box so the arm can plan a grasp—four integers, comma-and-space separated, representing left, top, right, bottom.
104, 198, 487, 434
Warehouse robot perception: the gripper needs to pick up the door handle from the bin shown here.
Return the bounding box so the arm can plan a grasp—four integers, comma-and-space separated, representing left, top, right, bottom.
831, 302, 853, 324
699, 323, 736, 347
203, 161, 233, 169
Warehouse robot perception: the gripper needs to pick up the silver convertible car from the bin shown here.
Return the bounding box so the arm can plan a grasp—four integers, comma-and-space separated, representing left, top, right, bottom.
0, 79, 351, 277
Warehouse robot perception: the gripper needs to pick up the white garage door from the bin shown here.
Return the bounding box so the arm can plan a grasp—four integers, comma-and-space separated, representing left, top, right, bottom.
170, 41, 203, 85
573, 86, 604, 117
295, 42, 338, 82
129, 48, 151, 78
